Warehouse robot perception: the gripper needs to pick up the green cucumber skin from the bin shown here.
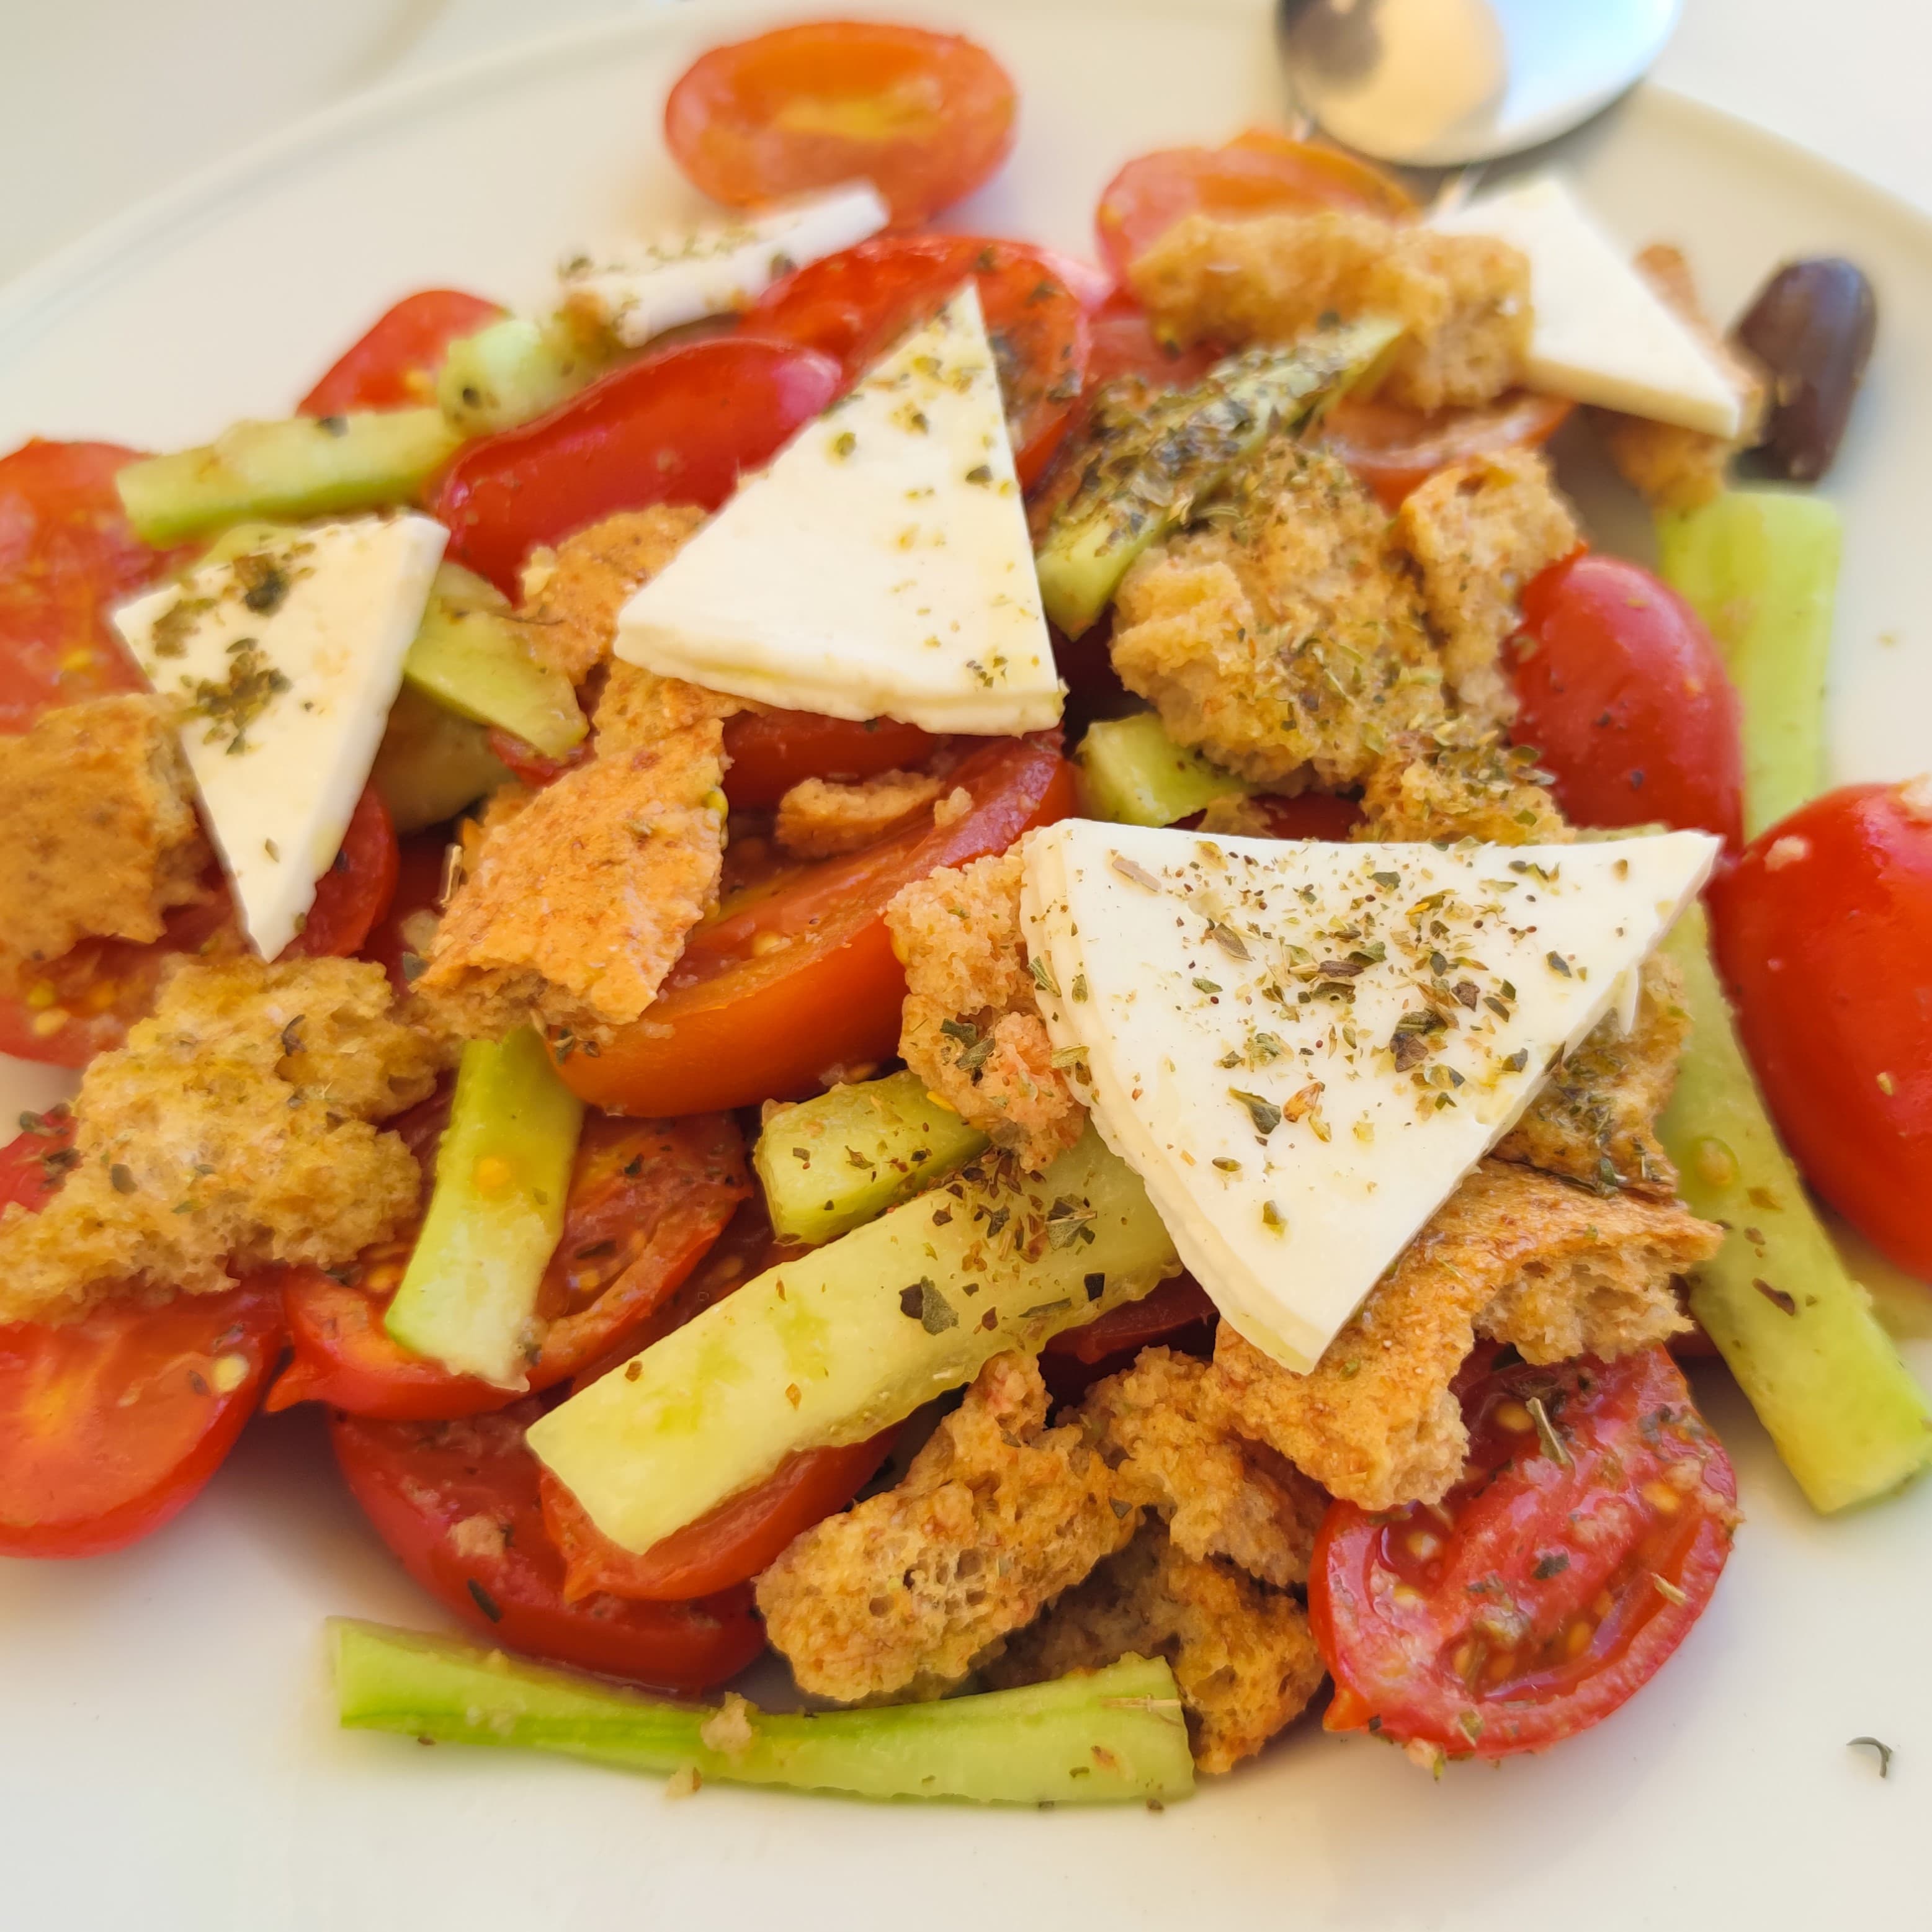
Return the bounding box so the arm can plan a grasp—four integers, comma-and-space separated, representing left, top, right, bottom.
1034, 318, 1400, 639
1657, 906, 1932, 1512
529, 1125, 1179, 1554
383, 1027, 586, 1387
331, 1619, 1196, 1805
370, 683, 509, 834
1655, 491, 1842, 838
754, 1070, 991, 1245
403, 562, 588, 758
1076, 712, 1251, 827
117, 409, 462, 547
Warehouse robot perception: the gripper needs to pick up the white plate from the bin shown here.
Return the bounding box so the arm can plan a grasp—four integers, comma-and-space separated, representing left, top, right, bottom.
0, 6, 1926, 1926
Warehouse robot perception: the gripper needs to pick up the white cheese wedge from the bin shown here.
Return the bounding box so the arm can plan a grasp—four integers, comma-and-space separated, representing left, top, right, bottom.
1433, 173, 1742, 437
1019, 821, 1719, 1372
114, 515, 446, 959
613, 281, 1062, 735
560, 182, 889, 347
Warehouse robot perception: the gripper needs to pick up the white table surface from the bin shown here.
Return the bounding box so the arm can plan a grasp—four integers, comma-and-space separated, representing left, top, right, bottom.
2, 0, 1928, 288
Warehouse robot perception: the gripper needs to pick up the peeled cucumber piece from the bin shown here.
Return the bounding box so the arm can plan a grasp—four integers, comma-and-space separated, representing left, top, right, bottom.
1656, 490, 1842, 838
436, 315, 606, 437
1657, 905, 1932, 1511
1076, 712, 1251, 827
370, 683, 509, 833
529, 1125, 1179, 1553
384, 1027, 585, 1387
333, 1619, 1195, 1806
403, 562, 588, 758
1034, 318, 1400, 639
754, 1070, 990, 1245
117, 409, 462, 546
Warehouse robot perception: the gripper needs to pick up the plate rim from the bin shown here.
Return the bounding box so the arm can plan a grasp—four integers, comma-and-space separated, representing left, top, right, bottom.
5, 0, 1932, 369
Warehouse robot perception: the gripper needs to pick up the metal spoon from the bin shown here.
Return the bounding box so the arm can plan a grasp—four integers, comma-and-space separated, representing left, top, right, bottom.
1278, 0, 1682, 168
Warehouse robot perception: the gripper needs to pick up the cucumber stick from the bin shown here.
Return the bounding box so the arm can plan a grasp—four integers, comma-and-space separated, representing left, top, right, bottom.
1657, 906, 1932, 1511
385, 1028, 584, 1387
370, 684, 509, 834
118, 409, 461, 546
436, 315, 605, 437
404, 562, 587, 758
1656, 490, 1842, 837
332, 1619, 1195, 1805
754, 1070, 990, 1245
1034, 318, 1400, 639
1076, 712, 1251, 827
529, 1125, 1179, 1553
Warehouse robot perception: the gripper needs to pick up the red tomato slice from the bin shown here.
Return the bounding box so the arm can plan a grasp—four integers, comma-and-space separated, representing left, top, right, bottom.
540, 1432, 893, 1604
721, 708, 937, 810
297, 289, 505, 416
331, 1399, 763, 1691
0, 780, 399, 1069
1322, 391, 1576, 509
1045, 1275, 1217, 1366
0, 439, 183, 733
555, 733, 1076, 1117
361, 829, 448, 996
1708, 780, 1932, 1279
280, 782, 400, 960
1176, 791, 1364, 841
267, 1111, 749, 1421
746, 235, 1091, 485
433, 336, 842, 594
1083, 290, 1222, 394
1313, 1347, 1737, 1759
664, 21, 1017, 225
1096, 132, 1415, 280
0, 1119, 284, 1558
1509, 553, 1744, 849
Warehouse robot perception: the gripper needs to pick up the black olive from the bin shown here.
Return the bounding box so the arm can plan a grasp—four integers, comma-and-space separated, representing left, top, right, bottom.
1732, 257, 1876, 483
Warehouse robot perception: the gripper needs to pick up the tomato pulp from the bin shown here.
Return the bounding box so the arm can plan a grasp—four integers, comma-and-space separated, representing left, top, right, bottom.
0, 1119, 284, 1557
269, 1111, 748, 1421
1313, 1348, 1737, 1758
332, 1400, 763, 1691
434, 336, 842, 594
664, 20, 1017, 225
1322, 391, 1575, 509
1708, 780, 1932, 1279
1509, 553, 1745, 848
748, 235, 1091, 485
555, 733, 1076, 1116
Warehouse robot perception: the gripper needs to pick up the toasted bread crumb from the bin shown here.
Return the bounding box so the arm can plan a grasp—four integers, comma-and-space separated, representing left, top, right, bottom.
776, 769, 945, 859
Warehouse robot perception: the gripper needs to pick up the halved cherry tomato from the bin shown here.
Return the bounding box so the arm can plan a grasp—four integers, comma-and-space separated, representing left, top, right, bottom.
0, 439, 182, 733
331, 1399, 763, 1691
297, 289, 504, 416
1178, 791, 1363, 842
0, 1119, 284, 1557
557, 733, 1076, 1117
433, 337, 841, 594
541, 1431, 892, 1604
280, 782, 400, 960
1045, 1275, 1217, 1366
1083, 290, 1222, 395
1509, 553, 1744, 849
1708, 780, 1932, 1279
0, 780, 399, 1068
267, 1112, 749, 1420
664, 21, 1017, 225
1322, 391, 1576, 509
722, 708, 937, 810
485, 727, 589, 790
747, 235, 1090, 485
1313, 1347, 1737, 1759
1096, 131, 1415, 280
361, 830, 448, 995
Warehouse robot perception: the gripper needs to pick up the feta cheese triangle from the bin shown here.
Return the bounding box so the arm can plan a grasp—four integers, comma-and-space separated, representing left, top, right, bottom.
115, 514, 446, 959
1019, 821, 1719, 1372
1433, 173, 1743, 437
613, 280, 1062, 735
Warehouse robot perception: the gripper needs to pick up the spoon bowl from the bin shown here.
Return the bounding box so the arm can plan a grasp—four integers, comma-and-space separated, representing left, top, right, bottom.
1279, 0, 1683, 168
